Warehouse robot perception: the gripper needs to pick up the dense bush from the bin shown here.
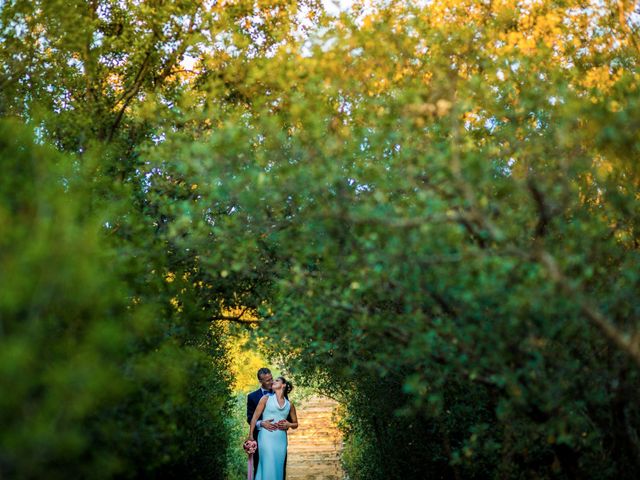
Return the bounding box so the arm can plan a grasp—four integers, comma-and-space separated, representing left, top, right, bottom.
0, 119, 233, 478
0, 0, 240, 474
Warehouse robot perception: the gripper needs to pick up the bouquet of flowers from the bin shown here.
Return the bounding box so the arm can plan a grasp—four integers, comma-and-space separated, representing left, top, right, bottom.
243, 439, 257, 455
243, 439, 258, 480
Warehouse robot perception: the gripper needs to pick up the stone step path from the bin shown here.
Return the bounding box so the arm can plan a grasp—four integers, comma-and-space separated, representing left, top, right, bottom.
287, 395, 344, 480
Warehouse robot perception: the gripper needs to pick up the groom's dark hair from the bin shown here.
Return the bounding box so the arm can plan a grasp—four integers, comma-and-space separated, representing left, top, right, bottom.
257, 367, 271, 380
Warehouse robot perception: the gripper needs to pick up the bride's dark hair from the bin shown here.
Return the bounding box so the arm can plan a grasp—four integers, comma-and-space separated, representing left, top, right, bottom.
277, 376, 293, 399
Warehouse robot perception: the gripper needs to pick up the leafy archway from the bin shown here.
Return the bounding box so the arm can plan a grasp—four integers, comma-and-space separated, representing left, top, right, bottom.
2, 1, 640, 478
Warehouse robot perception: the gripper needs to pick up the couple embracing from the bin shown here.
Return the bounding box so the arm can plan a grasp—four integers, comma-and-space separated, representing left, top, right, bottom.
246, 368, 299, 480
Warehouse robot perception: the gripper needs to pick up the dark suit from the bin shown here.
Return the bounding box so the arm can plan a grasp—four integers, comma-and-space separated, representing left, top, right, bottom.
247, 388, 269, 477
246, 388, 292, 478
247, 388, 268, 436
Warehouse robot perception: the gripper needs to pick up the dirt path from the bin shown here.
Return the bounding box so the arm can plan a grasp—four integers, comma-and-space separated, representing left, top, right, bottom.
287, 395, 345, 480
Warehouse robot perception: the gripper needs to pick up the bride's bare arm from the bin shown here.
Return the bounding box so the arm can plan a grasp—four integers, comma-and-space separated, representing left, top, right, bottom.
248, 396, 269, 440
284, 403, 298, 430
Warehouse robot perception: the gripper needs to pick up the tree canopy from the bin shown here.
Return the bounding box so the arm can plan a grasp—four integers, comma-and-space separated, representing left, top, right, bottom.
1, 0, 639, 478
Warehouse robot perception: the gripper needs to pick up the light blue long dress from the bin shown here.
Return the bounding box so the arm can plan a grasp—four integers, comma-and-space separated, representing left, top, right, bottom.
256, 394, 290, 480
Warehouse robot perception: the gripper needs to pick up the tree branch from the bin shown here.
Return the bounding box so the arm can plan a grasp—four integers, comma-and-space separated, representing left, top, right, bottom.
527, 176, 553, 238
107, 12, 199, 143
211, 315, 261, 326
107, 39, 157, 142
537, 249, 640, 365
212, 305, 260, 325
154, 14, 198, 86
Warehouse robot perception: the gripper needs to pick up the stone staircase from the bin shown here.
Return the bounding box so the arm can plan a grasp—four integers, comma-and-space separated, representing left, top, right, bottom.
287, 396, 345, 480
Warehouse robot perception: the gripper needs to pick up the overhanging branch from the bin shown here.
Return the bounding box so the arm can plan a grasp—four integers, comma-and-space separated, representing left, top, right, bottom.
537, 249, 640, 366
212, 315, 261, 326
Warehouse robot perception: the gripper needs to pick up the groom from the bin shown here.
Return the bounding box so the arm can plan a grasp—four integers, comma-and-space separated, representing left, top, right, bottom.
246, 367, 291, 477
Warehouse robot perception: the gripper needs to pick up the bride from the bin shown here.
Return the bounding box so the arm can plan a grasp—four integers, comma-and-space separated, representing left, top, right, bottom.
248, 376, 298, 480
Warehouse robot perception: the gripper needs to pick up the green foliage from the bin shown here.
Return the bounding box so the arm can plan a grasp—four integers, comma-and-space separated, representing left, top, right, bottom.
0, 119, 132, 478
2, 0, 640, 478
0, 119, 234, 478
133, 2, 640, 477
225, 392, 253, 480
0, 1, 254, 476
